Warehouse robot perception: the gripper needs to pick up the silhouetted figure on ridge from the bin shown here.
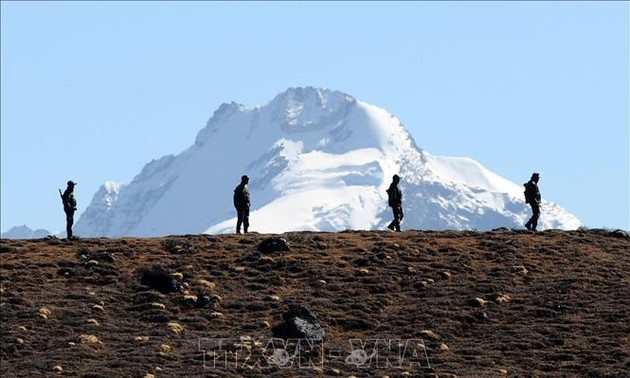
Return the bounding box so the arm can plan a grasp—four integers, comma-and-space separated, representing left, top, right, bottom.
386, 174, 403, 232
60, 180, 78, 239
523, 172, 541, 231
233, 175, 250, 234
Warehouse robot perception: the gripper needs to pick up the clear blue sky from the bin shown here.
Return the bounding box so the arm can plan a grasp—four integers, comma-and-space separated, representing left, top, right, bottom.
1, 1, 628, 233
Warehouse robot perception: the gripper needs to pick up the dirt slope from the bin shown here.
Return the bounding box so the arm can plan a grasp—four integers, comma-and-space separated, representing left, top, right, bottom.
1, 229, 629, 378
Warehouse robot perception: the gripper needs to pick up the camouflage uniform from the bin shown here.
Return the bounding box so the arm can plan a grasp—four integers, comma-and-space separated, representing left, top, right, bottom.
233, 175, 251, 234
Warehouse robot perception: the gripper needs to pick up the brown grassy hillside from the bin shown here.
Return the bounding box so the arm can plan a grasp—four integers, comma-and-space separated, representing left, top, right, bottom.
1, 229, 629, 378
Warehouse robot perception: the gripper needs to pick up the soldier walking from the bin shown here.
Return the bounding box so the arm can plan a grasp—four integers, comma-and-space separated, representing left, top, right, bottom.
386, 174, 403, 232
523, 172, 541, 231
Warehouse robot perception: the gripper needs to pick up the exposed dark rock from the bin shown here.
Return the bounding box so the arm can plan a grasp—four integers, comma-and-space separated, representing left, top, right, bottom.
140, 266, 179, 293
272, 306, 324, 342
257, 237, 290, 254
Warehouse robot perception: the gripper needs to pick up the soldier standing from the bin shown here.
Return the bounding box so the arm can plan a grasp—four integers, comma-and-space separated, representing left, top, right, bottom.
233, 175, 250, 234
523, 172, 541, 231
60, 180, 78, 239
386, 174, 403, 232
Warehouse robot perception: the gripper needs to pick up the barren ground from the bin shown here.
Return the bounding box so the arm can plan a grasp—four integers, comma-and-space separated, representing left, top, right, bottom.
1, 229, 629, 377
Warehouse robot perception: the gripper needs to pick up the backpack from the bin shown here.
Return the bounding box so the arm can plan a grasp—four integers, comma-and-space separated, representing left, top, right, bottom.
523, 182, 533, 204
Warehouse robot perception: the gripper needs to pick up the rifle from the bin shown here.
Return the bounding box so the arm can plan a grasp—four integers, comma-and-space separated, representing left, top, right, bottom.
59, 189, 65, 208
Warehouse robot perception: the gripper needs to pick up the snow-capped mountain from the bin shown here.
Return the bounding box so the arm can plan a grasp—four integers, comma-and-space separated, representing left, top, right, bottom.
74, 87, 580, 237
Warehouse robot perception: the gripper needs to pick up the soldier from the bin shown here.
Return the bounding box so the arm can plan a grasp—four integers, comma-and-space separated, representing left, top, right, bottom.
60, 180, 78, 239
523, 172, 541, 231
386, 174, 403, 232
233, 175, 250, 234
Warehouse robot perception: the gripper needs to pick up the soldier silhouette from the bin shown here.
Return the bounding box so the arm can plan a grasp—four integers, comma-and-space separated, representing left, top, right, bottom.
386, 174, 403, 232
233, 175, 250, 234
59, 180, 78, 239
523, 172, 541, 231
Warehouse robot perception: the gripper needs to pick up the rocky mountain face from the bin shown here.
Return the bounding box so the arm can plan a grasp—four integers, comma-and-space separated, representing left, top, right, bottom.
74, 87, 580, 237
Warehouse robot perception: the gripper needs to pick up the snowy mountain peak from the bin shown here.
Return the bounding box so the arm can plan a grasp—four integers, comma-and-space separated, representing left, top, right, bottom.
74, 87, 580, 237
269, 87, 357, 132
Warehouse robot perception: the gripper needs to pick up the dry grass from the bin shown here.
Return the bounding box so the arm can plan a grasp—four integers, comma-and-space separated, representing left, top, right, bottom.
1, 229, 629, 377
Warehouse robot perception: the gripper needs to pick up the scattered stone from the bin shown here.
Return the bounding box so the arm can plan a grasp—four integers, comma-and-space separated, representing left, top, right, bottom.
326, 367, 342, 376
491, 227, 510, 232
467, 297, 487, 307
86, 318, 99, 326
511, 265, 528, 275
151, 302, 166, 309
135, 336, 150, 342
76, 249, 115, 263
492, 293, 512, 304
180, 294, 198, 307
16, 338, 24, 345
171, 272, 184, 281
79, 334, 101, 344
39, 307, 51, 319
414, 281, 429, 289
86, 260, 99, 266
160, 344, 172, 353
439, 343, 450, 351
272, 306, 325, 342
439, 271, 452, 280
92, 304, 105, 312
167, 322, 184, 334
52, 365, 63, 373
162, 239, 195, 253
196, 279, 216, 289
357, 268, 370, 276
268, 295, 281, 301
257, 237, 290, 254
420, 330, 440, 341
210, 312, 224, 318
17, 326, 27, 331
